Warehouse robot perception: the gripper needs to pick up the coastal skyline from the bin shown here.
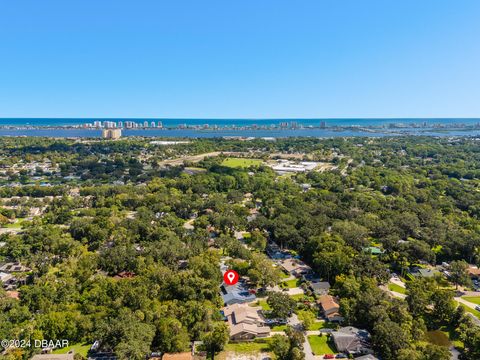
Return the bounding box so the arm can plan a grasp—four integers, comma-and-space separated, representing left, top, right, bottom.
1, 117, 480, 138
1, 0, 480, 118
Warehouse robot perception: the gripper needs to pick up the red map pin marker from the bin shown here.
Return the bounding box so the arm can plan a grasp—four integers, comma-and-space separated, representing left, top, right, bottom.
223, 270, 239, 285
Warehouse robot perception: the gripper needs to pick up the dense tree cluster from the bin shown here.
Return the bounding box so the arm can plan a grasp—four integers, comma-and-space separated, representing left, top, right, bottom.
1, 136, 480, 359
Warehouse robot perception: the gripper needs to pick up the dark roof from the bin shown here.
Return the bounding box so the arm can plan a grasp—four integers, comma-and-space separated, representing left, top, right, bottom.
409, 267, 436, 278
310, 281, 330, 291
331, 326, 371, 354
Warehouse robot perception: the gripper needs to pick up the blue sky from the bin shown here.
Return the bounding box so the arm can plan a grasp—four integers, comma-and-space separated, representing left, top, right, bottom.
0, 0, 479, 118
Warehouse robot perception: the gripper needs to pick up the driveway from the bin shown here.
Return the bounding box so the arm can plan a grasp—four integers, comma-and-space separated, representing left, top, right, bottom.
287, 313, 315, 360
455, 296, 478, 310
389, 276, 406, 288
450, 346, 460, 360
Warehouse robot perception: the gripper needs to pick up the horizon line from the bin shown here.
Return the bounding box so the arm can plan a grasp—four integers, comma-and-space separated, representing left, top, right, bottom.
1, 117, 480, 120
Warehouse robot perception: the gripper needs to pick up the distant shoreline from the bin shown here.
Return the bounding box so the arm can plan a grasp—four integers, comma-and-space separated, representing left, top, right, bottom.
1, 117, 480, 138
1, 126, 480, 139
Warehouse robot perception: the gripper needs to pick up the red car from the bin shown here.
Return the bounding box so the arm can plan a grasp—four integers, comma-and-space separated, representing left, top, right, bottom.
323, 355, 335, 359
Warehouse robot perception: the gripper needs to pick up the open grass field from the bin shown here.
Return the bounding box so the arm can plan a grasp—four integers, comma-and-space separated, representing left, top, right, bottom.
52, 343, 90, 357
388, 283, 406, 294
307, 335, 337, 355
221, 158, 263, 168
462, 296, 480, 305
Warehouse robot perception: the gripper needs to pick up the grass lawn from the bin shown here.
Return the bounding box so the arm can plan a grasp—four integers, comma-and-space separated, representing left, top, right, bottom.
279, 271, 290, 279
370, 240, 381, 247
307, 335, 336, 355
250, 299, 271, 311
290, 293, 310, 301
457, 302, 480, 318
281, 279, 300, 288
221, 158, 263, 168
52, 343, 90, 357
462, 296, 480, 305
224, 339, 272, 353
271, 324, 288, 331
388, 283, 406, 294
4, 218, 26, 229
308, 321, 336, 331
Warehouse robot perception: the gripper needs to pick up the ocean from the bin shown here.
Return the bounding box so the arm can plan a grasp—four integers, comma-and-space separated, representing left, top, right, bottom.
0, 118, 480, 138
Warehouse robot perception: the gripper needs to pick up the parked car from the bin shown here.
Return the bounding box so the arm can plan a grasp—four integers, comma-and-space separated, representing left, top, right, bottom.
335, 355, 348, 359
265, 318, 288, 326
475, 305, 480, 311
323, 354, 335, 359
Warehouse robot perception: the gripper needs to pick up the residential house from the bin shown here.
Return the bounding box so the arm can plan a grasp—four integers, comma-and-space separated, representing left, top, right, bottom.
224, 303, 270, 340
467, 265, 480, 280
220, 282, 256, 306
0, 271, 13, 284
309, 281, 330, 296
266, 242, 290, 260
409, 267, 437, 278
331, 326, 373, 356
0, 262, 30, 273
280, 259, 312, 278
0, 271, 18, 290
318, 295, 343, 322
